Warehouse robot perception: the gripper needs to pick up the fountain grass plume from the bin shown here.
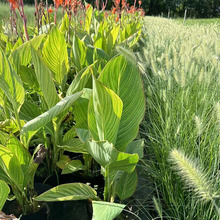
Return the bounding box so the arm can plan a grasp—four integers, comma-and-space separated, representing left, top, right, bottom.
170, 149, 220, 216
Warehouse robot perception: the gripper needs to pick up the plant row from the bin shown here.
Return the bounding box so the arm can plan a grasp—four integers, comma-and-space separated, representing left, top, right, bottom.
0, 1, 145, 219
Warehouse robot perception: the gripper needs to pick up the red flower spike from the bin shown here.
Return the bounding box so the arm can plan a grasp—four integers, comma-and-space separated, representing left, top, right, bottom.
138, 0, 142, 6
48, 7, 53, 13
86, 4, 91, 10
8, 0, 19, 9
112, 7, 116, 14
115, 16, 119, 22
53, 0, 63, 8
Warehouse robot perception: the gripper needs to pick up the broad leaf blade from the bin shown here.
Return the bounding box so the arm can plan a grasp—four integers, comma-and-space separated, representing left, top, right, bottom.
59, 138, 88, 154
88, 79, 123, 145
85, 139, 139, 172
21, 92, 82, 147
85, 6, 93, 34
34, 183, 98, 201
62, 160, 85, 174
31, 47, 60, 109
116, 170, 138, 200
0, 48, 25, 111
125, 139, 144, 159
73, 89, 92, 129
19, 101, 54, 135
0, 145, 24, 189
0, 180, 10, 211
85, 140, 117, 167
92, 201, 125, 220
42, 27, 69, 86
99, 56, 145, 150
6, 135, 30, 172
9, 34, 45, 72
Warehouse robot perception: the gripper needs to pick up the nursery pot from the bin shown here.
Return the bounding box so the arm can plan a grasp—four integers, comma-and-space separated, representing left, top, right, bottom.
20, 206, 47, 220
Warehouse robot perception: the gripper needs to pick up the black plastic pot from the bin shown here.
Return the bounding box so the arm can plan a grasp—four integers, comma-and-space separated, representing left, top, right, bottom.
34, 183, 93, 220
47, 200, 92, 220
20, 206, 47, 220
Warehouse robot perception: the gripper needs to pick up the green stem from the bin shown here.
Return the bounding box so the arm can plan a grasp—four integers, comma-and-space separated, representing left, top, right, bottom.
83, 154, 92, 177
104, 167, 110, 201
12, 185, 32, 215
52, 119, 62, 174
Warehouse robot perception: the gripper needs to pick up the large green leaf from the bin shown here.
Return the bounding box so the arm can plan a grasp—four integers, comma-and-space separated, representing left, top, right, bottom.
116, 170, 138, 200
106, 25, 120, 54
9, 34, 45, 72
67, 64, 94, 96
92, 201, 125, 220
73, 89, 92, 129
6, 135, 30, 173
60, 13, 69, 33
85, 5, 93, 34
59, 138, 88, 154
62, 160, 85, 174
63, 127, 76, 142
72, 35, 94, 71
34, 183, 98, 201
21, 92, 82, 147
0, 145, 24, 189
88, 79, 123, 145
0, 131, 9, 145
85, 139, 138, 173
19, 66, 39, 90
19, 101, 54, 135
99, 55, 145, 151
0, 48, 25, 111
125, 139, 144, 159
31, 47, 60, 109
0, 180, 10, 211
0, 166, 11, 185
42, 27, 69, 86
75, 128, 90, 143
72, 34, 83, 71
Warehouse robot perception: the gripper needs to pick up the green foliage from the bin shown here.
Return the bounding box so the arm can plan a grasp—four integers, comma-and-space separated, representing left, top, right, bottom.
34, 183, 99, 201
0, 5, 145, 219
92, 201, 125, 220
0, 180, 10, 211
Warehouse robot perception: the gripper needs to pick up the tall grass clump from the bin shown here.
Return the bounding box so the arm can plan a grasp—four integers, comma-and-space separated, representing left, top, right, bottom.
137, 17, 220, 219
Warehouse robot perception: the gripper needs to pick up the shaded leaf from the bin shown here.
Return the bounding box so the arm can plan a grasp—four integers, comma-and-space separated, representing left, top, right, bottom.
62, 160, 85, 174
34, 183, 98, 201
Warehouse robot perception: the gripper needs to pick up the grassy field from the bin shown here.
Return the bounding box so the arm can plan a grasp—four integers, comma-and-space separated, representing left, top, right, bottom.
137, 17, 220, 219
175, 18, 220, 25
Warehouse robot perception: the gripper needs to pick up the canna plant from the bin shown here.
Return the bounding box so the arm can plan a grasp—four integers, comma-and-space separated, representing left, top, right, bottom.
0, 134, 43, 215
0, 1, 145, 218
33, 54, 145, 219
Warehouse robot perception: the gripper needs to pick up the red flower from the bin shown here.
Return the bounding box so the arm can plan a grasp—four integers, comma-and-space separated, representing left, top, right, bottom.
138, 1, 142, 6
53, 0, 63, 8
8, 0, 19, 9
86, 4, 91, 10
112, 7, 116, 14
115, 16, 119, 22
48, 7, 53, 13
